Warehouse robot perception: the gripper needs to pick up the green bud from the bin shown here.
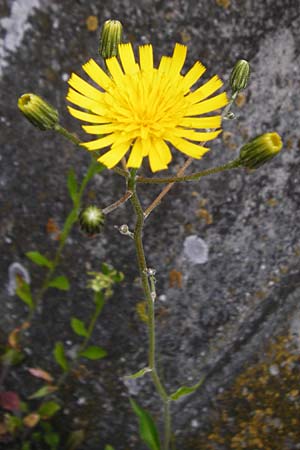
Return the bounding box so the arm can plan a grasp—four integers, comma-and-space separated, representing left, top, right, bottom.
230, 59, 250, 93
18, 93, 59, 130
99, 19, 123, 59
79, 206, 105, 235
239, 132, 283, 170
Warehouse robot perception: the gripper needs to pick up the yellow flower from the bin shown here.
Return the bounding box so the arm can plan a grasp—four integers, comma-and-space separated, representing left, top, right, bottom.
67, 43, 228, 172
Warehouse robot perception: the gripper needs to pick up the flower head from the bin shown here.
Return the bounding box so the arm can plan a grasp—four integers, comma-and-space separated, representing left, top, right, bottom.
238, 132, 282, 169
18, 93, 58, 130
67, 43, 228, 172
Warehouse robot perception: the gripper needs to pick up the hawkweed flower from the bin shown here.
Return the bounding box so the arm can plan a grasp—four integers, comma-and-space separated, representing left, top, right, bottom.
18, 93, 58, 130
99, 19, 123, 59
238, 132, 282, 169
67, 43, 228, 172
230, 59, 250, 93
79, 206, 105, 235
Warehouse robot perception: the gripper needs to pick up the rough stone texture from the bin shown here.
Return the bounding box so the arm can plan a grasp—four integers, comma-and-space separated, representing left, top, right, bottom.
0, 0, 300, 449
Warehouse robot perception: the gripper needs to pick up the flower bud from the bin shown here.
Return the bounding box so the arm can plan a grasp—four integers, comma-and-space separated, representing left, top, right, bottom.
238, 132, 282, 169
230, 59, 250, 93
99, 19, 123, 59
79, 206, 105, 235
18, 93, 59, 130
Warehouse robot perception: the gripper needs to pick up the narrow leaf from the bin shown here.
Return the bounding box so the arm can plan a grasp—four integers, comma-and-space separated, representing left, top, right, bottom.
104, 446, 115, 450
124, 367, 151, 380
67, 168, 78, 204
26, 251, 53, 268
28, 367, 54, 383
53, 342, 69, 371
170, 377, 205, 401
79, 346, 107, 360
38, 401, 61, 419
130, 399, 161, 450
61, 209, 78, 239
70, 318, 88, 338
48, 275, 70, 291
16, 282, 33, 309
29, 385, 58, 400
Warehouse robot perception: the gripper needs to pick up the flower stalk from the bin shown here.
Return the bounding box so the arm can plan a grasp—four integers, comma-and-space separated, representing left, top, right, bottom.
129, 171, 171, 450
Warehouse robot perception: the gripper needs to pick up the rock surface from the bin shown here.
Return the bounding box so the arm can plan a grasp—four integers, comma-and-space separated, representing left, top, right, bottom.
1, 0, 300, 449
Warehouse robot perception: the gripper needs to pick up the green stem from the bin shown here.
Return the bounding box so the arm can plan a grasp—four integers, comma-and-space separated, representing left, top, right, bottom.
28, 158, 98, 321
137, 160, 241, 184
129, 172, 171, 449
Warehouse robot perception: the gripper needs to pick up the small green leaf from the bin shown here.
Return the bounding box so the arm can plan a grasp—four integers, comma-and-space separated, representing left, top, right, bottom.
26, 251, 53, 268
21, 441, 31, 450
48, 276, 70, 291
38, 401, 61, 419
67, 168, 78, 204
1, 348, 24, 366
170, 377, 205, 401
79, 346, 107, 360
70, 318, 88, 338
124, 367, 151, 380
65, 430, 85, 450
16, 282, 33, 310
104, 446, 115, 450
29, 385, 58, 400
130, 399, 161, 450
44, 431, 60, 449
53, 342, 69, 372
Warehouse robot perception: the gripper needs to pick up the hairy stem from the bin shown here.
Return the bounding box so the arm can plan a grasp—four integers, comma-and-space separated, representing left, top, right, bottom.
129, 173, 171, 449
137, 159, 240, 184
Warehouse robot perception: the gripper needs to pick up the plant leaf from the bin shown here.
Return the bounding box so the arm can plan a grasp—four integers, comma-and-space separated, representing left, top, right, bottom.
130, 398, 161, 450
48, 275, 70, 291
28, 367, 54, 383
79, 346, 107, 360
124, 367, 151, 380
38, 401, 61, 419
65, 430, 85, 450
170, 377, 205, 401
53, 342, 69, 371
70, 318, 88, 337
0, 391, 21, 411
67, 168, 78, 204
26, 251, 53, 268
104, 446, 115, 450
16, 282, 33, 310
28, 385, 58, 400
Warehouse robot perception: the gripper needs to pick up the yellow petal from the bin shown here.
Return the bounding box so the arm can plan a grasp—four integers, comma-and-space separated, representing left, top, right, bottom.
82, 134, 115, 151
170, 43, 187, 74
82, 59, 112, 90
171, 128, 222, 142
127, 139, 144, 168
188, 92, 228, 115
67, 88, 104, 112
181, 61, 206, 91
67, 106, 109, 124
119, 43, 138, 74
68, 73, 104, 101
168, 136, 209, 158
106, 57, 124, 84
82, 124, 115, 135
153, 139, 172, 164
181, 115, 222, 129
98, 141, 130, 168
139, 44, 153, 72
189, 75, 223, 104
148, 145, 169, 172
158, 56, 172, 73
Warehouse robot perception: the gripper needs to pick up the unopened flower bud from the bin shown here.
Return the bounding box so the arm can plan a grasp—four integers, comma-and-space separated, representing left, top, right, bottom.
99, 19, 123, 59
239, 132, 282, 170
18, 93, 59, 130
79, 206, 105, 235
230, 59, 250, 93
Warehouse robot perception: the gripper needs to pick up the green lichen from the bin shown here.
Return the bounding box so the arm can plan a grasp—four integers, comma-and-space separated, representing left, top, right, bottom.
187, 335, 300, 449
